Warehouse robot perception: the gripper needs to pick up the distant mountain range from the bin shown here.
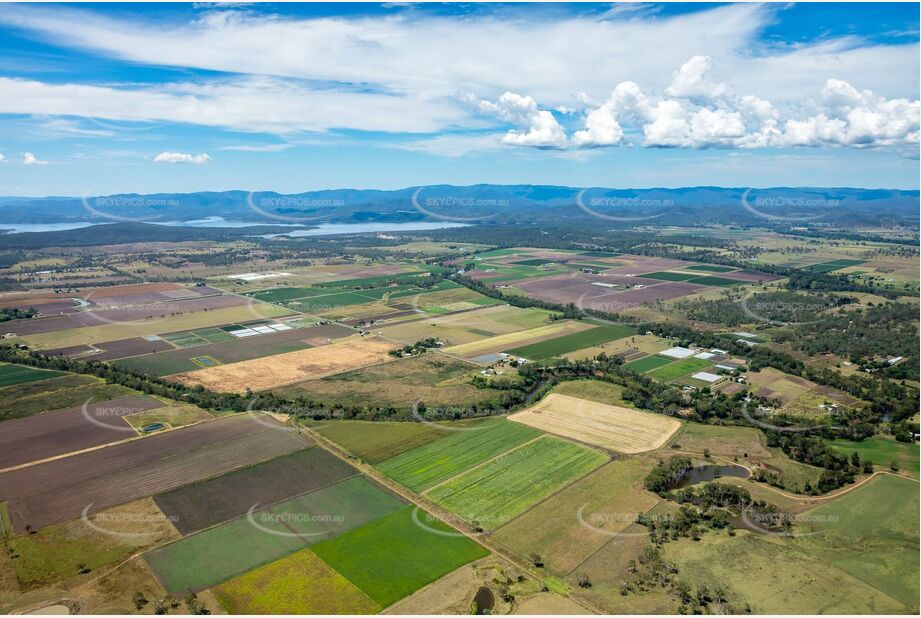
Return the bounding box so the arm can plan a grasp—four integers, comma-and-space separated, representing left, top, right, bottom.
0, 185, 917, 228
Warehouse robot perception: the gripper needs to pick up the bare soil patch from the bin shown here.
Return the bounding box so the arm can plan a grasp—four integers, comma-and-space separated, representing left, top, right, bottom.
170, 336, 396, 392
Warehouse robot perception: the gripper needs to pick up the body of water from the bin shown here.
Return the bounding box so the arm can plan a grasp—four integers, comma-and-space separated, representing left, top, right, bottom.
1, 219, 467, 236
0, 222, 99, 234
261, 221, 469, 237
673, 464, 750, 489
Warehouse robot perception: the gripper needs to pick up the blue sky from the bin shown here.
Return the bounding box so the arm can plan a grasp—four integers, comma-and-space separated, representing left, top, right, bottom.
0, 2, 918, 196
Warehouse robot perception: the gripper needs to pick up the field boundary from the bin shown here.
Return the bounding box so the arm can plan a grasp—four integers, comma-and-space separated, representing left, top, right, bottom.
420, 434, 547, 494
0, 415, 218, 474
299, 422, 601, 614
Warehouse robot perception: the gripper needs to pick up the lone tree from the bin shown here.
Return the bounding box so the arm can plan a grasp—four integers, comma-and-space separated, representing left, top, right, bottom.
577, 574, 592, 588
529, 553, 544, 568
132, 592, 148, 611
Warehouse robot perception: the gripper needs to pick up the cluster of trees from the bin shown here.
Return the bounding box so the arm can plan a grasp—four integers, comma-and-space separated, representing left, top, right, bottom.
0, 306, 37, 322
786, 268, 909, 298
617, 541, 749, 614
772, 301, 919, 379
453, 270, 919, 438
764, 430, 859, 493
676, 290, 851, 328
644, 456, 693, 494
642, 479, 792, 543
388, 337, 442, 358
131, 590, 208, 615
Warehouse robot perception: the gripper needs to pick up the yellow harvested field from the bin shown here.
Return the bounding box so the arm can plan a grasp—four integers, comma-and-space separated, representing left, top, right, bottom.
170, 336, 397, 393
509, 393, 681, 454
443, 320, 593, 357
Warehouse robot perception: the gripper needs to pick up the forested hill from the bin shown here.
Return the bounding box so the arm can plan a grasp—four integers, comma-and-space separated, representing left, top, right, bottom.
0, 185, 917, 228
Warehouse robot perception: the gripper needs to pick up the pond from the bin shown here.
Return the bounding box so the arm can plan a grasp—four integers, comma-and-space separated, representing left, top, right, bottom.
473, 587, 495, 615
673, 464, 750, 489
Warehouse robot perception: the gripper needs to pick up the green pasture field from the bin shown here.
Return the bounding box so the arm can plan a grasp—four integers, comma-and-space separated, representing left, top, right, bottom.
688, 275, 745, 286
758, 447, 824, 491
806, 258, 867, 273
310, 506, 490, 608
275, 354, 498, 409
309, 418, 485, 464
0, 363, 65, 388
506, 324, 634, 360
376, 419, 541, 492
162, 327, 236, 348
314, 272, 429, 288
623, 355, 675, 373
492, 458, 657, 574
575, 520, 678, 614
641, 271, 701, 282
245, 287, 329, 303
474, 264, 570, 283
0, 374, 134, 421
123, 403, 211, 432
686, 264, 736, 273
472, 248, 526, 259
213, 548, 381, 615
144, 476, 404, 593
579, 251, 623, 258
512, 258, 555, 266
285, 291, 382, 309
671, 423, 771, 459
0, 501, 10, 538
646, 357, 713, 381
550, 380, 637, 408
797, 474, 919, 608
427, 436, 607, 530
196, 327, 239, 342
828, 437, 919, 475
664, 528, 908, 614
244, 285, 411, 309
567, 261, 625, 270
8, 500, 176, 590
162, 331, 205, 348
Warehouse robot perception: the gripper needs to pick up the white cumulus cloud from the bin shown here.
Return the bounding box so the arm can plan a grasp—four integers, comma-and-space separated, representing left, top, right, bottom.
22, 152, 49, 165
153, 151, 212, 164
469, 92, 567, 148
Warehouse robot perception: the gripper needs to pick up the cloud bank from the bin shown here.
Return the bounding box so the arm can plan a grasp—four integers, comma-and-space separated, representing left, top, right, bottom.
0, 3, 916, 156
